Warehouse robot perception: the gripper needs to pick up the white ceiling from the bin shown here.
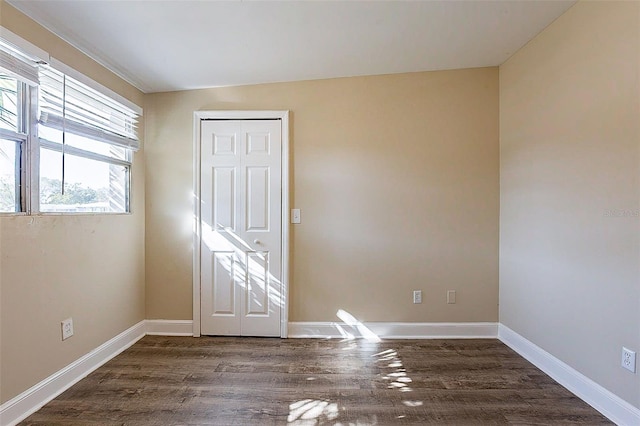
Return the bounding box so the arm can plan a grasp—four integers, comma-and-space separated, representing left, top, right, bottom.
8, 0, 576, 93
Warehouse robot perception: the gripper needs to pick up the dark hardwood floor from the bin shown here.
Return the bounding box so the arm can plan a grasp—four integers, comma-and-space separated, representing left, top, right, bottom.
21, 336, 611, 425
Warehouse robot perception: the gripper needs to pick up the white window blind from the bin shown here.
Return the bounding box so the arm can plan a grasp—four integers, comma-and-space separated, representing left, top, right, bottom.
38, 66, 139, 150
0, 39, 39, 86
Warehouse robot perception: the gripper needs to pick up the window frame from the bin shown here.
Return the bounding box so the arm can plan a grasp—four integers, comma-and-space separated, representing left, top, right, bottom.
37, 137, 133, 214
0, 30, 141, 216
0, 75, 31, 215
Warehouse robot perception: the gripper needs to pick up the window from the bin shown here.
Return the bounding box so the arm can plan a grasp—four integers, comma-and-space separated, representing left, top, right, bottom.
0, 73, 29, 213
38, 66, 139, 213
0, 29, 141, 215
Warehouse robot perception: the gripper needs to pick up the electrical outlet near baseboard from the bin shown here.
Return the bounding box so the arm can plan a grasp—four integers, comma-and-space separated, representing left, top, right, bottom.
622, 347, 636, 373
447, 290, 456, 304
413, 290, 422, 304
61, 318, 74, 341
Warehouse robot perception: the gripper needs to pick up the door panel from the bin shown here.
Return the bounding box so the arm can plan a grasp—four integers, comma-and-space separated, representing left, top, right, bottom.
246, 132, 270, 155
212, 252, 236, 315
213, 167, 236, 230
213, 133, 236, 156
246, 166, 270, 231
246, 251, 269, 316
201, 119, 282, 337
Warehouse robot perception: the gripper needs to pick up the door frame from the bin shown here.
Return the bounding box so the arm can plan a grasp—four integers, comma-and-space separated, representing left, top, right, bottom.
192, 110, 290, 338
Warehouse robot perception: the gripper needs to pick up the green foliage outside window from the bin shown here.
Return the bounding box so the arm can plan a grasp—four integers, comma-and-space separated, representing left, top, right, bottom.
0, 176, 109, 210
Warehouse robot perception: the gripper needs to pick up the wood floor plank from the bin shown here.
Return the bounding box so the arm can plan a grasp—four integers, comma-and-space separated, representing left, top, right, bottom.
20, 336, 611, 425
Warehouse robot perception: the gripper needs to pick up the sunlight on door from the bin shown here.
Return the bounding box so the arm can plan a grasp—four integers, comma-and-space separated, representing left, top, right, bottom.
201, 221, 284, 313
199, 119, 282, 336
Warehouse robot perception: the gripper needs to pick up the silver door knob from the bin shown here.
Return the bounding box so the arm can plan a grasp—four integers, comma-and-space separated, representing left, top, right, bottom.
253, 239, 261, 245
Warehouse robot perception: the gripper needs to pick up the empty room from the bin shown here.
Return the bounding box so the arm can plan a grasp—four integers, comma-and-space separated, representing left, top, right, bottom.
0, 0, 638, 424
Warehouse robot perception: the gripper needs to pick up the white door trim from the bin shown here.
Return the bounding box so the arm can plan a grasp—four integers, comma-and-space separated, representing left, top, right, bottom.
193, 110, 290, 338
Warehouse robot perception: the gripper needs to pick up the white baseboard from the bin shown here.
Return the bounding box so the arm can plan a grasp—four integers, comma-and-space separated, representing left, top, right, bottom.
0, 320, 193, 426
288, 321, 498, 339
498, 324, 640, 426
4, 320, 636, 426
0, 321, 146, 426
145, 319, 194, 336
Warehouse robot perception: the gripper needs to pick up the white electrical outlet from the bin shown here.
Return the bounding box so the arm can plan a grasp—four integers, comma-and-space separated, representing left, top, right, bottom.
622, 347, 636, 373
447, 290, 456, 304
413, 290, 422, 304
61, 318, 74, 340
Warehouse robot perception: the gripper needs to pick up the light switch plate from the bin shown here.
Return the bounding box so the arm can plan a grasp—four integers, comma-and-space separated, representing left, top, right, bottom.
291, 209, 301, 224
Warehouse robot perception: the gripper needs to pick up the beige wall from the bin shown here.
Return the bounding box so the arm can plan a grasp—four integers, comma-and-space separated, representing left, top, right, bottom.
2, 0, 637, 416
145, 67, 499, 323
500, 0, 640, 408
0, 1, 146, 404
3, 0, 637, 416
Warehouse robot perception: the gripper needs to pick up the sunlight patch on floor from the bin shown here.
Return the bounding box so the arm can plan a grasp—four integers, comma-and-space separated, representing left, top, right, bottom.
287, 399, 339, 424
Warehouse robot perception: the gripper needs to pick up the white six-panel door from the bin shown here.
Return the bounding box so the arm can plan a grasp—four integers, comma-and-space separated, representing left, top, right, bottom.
200, 120, 282, 336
